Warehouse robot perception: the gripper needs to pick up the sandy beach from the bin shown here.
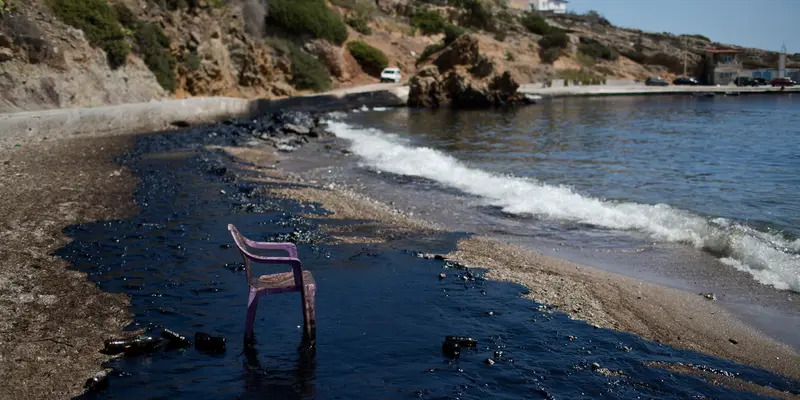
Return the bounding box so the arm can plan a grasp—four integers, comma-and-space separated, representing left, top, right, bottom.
0, 133, 134, 399
0, 111, 798, 398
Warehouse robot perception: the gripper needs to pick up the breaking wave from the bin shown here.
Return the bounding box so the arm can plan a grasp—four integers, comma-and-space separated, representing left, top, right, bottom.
327, 121, 800, 292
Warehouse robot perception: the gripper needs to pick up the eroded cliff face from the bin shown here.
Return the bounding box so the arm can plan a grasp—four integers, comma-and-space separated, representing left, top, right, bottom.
2, 0, 795, 114
0, 2, 165, 113
0, 0, 298, 113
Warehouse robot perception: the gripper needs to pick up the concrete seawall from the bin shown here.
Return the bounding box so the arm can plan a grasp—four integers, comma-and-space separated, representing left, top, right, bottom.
0, 85, 409, 141
2, 81, 797, 141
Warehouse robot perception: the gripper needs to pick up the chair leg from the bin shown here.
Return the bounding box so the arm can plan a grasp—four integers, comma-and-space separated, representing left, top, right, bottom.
244, 289, 259, 342
301, 283, 316, 346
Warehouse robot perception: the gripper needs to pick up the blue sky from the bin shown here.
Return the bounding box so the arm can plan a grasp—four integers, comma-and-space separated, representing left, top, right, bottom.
565, 0, 798, 53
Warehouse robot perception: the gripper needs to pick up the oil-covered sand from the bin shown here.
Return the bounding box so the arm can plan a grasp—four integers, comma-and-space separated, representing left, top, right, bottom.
1, 117, 798, 399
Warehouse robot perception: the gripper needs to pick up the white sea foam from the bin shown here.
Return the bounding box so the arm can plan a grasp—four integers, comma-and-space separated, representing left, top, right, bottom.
327, 121, 800, 292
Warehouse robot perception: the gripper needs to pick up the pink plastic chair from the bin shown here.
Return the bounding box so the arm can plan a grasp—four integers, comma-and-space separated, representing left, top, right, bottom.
228, 224, 316, 346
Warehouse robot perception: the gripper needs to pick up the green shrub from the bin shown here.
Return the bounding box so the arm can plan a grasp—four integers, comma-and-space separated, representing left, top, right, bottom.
521, 12, 549, 35
264, 36, 292, 56
184, 51, 201, 71
103, 39, 131, 68
621, 49, 646, 64
505, 50, 514, 61
537, 28, 569, 63
443, 24, 465, 45
556, 68, 604, 83
264, 36, 331, 91
113, 2, 136, 28
414, 23, 464, 66
48, 0, 130, 68
576, 51, 594, 66
496, 9, 514, 24
578, 40, 618, 61
538, 29, 568, 50
135, 22, 177, 92
493, 29, 507, 42
347, 40, 388, 76
411, 9, 446, 35
416, 42, 444, 65
452, 0, 492, 29
289, 46, 332, 92
330, 0, 376, 15
153, 0, 187, 10
268, 0, 348, 45
539, 47, 561, 63
346, 13, 372, 35
685, 33, 710, 42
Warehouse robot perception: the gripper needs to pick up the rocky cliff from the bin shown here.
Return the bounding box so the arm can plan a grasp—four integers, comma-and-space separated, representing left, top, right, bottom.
1, 0, 796, 114
0, 2, 165, 113
409, 35, 522, 108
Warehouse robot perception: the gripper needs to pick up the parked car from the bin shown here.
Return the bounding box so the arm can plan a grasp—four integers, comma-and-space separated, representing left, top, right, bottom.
645, 77, 669, 86
673, 77, 699, 85
770, 77, 796, 87
752, 77, 768, 86
734, 77, 757, 87
380, 68, 402, 83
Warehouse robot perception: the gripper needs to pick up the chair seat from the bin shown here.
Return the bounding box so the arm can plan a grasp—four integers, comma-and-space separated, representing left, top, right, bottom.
251, 270, 315, 291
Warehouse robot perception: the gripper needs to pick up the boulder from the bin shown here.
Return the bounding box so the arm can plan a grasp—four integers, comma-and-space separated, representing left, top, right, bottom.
375, 0, 413, 17
408, 65, 448, 108
408, 35, 523, 109
433, 35, 482, 72
283, 123, 310, 135
0, 33, 12, 48
0, 47, 13, 63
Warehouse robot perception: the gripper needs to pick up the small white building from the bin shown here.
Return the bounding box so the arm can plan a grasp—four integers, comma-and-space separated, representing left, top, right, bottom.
530, 0, 568, 13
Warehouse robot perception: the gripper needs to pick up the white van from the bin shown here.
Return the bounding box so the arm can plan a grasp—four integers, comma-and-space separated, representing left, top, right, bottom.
380, 68, 402, 83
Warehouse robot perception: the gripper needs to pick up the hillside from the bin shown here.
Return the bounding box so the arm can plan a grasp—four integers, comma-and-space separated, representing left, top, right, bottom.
1, 0, 798, 113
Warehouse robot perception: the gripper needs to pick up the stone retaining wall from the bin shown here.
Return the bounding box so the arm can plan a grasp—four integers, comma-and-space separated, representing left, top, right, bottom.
0, 86, 410, 141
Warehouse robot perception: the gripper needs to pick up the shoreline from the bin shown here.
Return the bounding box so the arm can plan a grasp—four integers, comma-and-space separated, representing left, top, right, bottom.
1, 91, 798, 397
222, 143, 800, 384
519, 83, 800, 98
1, 81, 794, 143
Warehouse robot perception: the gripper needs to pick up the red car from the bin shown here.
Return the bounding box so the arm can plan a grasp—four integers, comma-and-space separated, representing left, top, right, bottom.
770, 77, 796, 87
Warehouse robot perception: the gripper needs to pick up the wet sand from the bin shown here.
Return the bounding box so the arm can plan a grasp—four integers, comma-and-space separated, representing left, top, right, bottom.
0, 134, 135, 398
223, 144, 800, 385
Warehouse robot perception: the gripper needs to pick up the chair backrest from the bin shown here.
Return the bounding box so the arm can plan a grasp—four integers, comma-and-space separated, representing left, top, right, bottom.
228, 224, 255, 284
228, 224, 298, 285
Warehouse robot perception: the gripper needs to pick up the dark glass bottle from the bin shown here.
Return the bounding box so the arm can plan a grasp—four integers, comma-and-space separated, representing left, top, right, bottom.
445, 336, 477, 347
102, 339, 134, 355
194, 332, 226, 353
84, 370, 109, 391
162, 328, 191, 348
122, 336, 164, 356
442, 341, 461, 358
